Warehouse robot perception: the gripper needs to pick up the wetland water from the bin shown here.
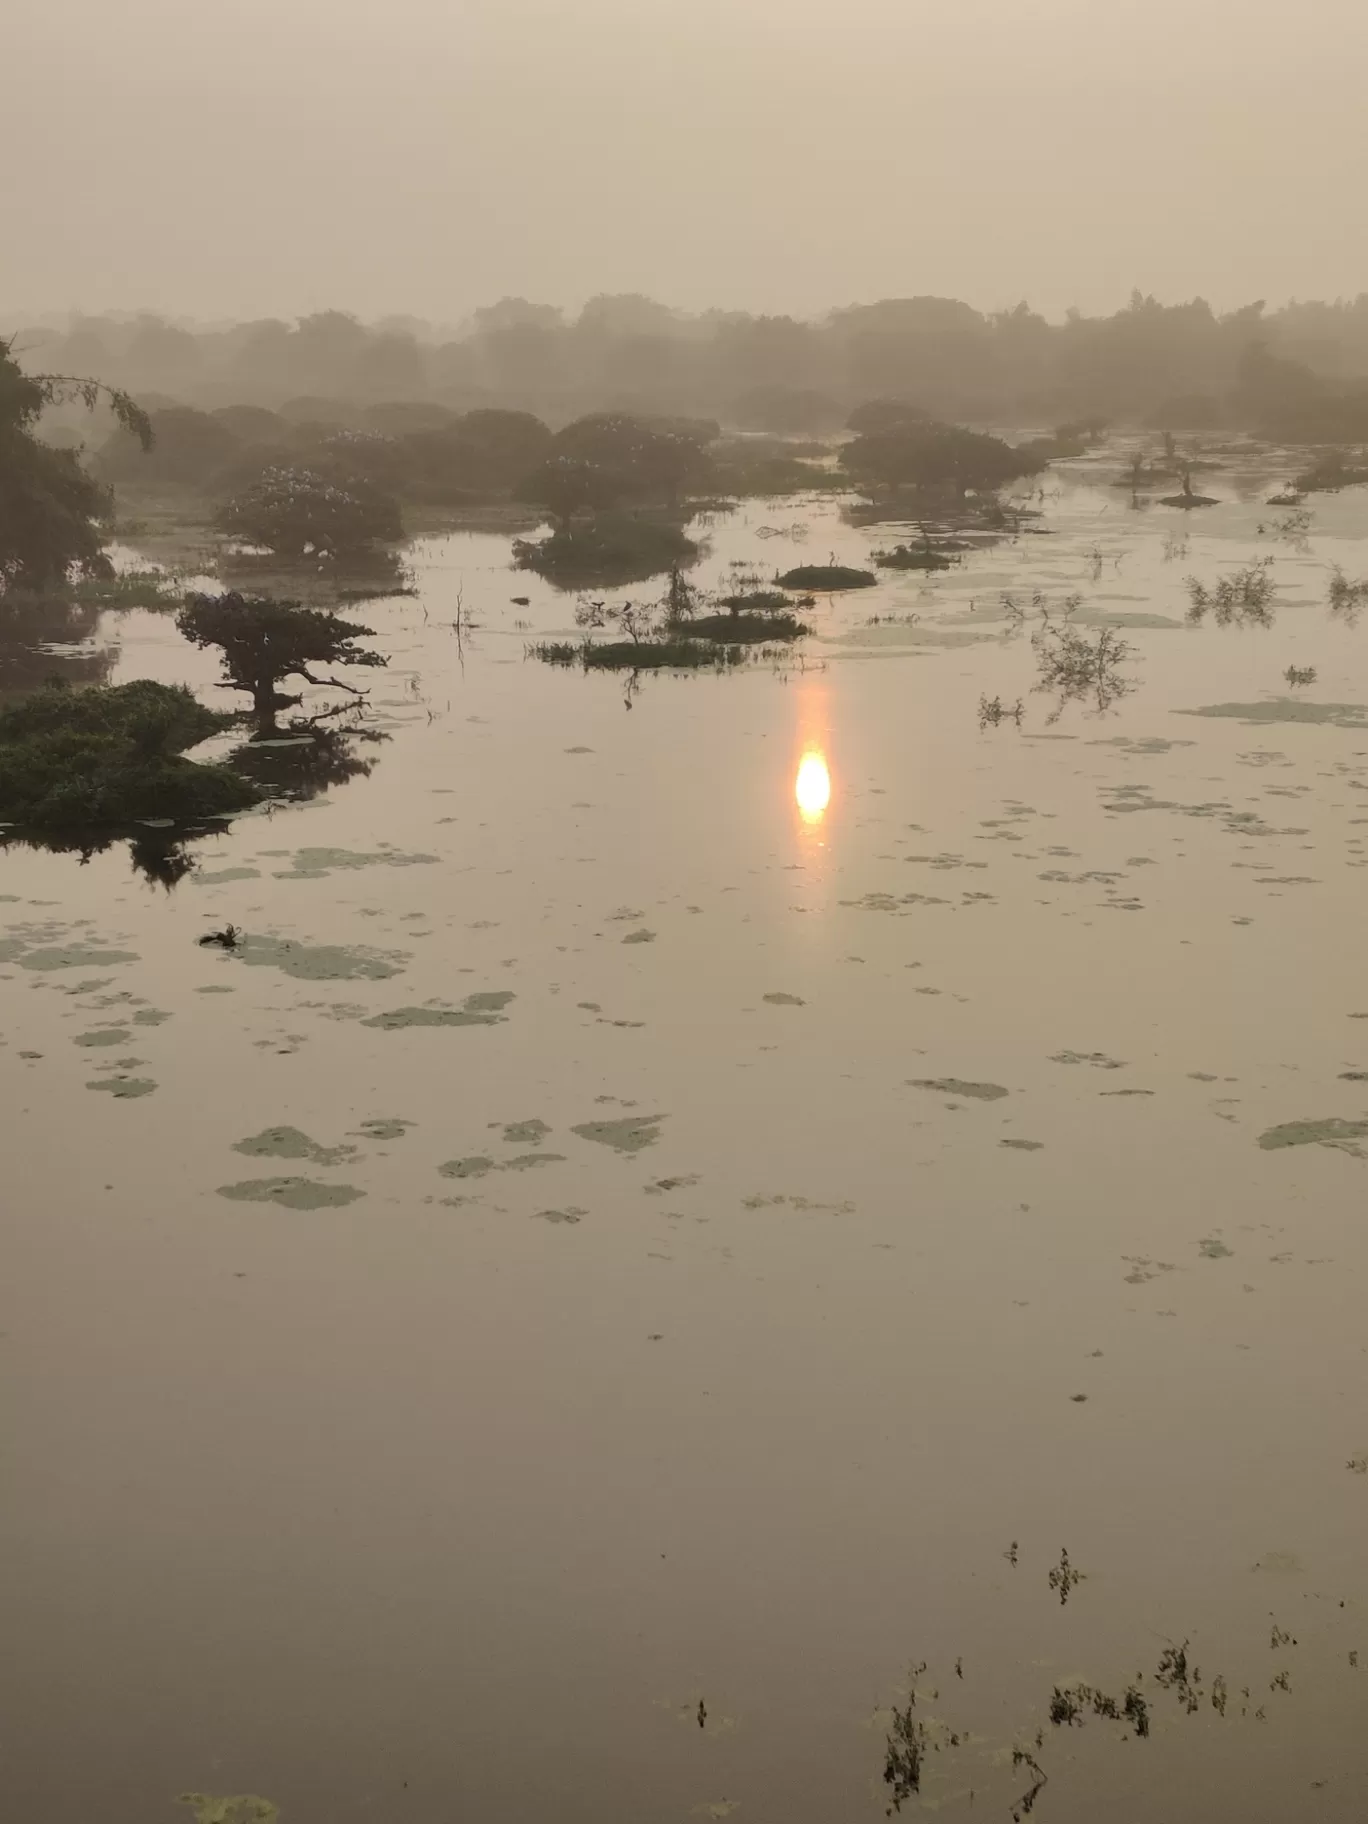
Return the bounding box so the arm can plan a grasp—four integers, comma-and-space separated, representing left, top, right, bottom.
6, 446, 1368, 1820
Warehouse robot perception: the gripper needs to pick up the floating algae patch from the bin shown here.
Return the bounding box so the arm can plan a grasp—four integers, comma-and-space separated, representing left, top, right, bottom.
133, 1008, 171, 1026
533, 1207, 586, 1224
763, 992, 806, 1006
438, 1156, 496, 1180
622, 929, 656, 945
19, 944, 139, 972
363, 990, 514, 1030
216, 1177, 366, 1209
503, 1152, 567, 1170
1051, 1050, 1127, 1069
1258, 1117, 1368, 1157
86, 1075, 157, 1099
500, 1118, 550, 1145
232, 1126, 357, 1166
1176, 700, 1368, 728
909, 1078, 1009, 1101
272, 847, 440, 880
352, 1118, 415, 1140
74, 1028, 133, 1048
571, 1114, 667, 1154
191, 868, 262, 886
1199, 1236, 1235, 1258
234, 935, 405, 982
1001, 1138, 1045, 1151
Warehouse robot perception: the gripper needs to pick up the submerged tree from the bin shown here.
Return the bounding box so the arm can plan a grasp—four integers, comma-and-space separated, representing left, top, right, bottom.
177, 591, 387, 732
0, 339, 152, 592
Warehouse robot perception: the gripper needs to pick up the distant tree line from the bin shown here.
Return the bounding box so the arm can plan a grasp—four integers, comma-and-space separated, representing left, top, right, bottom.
11, 290, 1368, 441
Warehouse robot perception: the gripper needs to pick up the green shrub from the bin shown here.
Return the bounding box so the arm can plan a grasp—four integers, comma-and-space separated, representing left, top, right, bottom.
0, 680, 259, 832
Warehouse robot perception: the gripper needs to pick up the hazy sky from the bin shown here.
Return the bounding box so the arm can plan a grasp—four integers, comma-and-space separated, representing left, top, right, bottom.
7, 0, 1367, 324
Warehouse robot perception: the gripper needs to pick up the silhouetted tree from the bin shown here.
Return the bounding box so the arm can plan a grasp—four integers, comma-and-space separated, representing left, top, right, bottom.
177, 591, 387, 732
0, 340, 151, 591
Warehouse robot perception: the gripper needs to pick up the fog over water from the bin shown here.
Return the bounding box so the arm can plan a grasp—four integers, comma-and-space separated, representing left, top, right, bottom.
6, 0, 1368, 321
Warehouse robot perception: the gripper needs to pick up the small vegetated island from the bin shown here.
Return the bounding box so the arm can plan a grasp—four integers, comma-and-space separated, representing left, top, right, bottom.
533, 570, 814, 672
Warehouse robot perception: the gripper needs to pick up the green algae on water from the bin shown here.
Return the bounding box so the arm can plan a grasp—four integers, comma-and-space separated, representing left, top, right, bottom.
438, 1156, 497, 1179
216, 1177, 366, 1209
1176, 700, 1368, 728
233, 935, 405, 982
19, 944, 139, 971
501, 1118, 550, 1145
74, 1028, 133, 1047
571, 1114, 666, 1153
363, 990, 514, 1030
271, 846, 440, 879
232, 1126, 356, 1166
909, 1078, 1009, 1101
763, 992, 806, 1006
86, 1075, 157, 1098
1257, 1117, 1368, 1157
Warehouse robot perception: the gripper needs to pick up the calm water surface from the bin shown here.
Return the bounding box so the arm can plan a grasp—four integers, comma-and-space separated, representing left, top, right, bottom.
6, 450, 1368, 1821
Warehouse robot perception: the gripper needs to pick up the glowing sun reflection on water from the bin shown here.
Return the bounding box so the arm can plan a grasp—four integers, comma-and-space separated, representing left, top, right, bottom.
795, 749, 831, 823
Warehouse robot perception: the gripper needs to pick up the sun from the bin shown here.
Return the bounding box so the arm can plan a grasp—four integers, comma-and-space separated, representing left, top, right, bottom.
795, 749, 831, 822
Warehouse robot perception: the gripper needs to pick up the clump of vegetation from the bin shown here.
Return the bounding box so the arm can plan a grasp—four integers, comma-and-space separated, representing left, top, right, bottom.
1329, 567, 1368, 623
1033, 622, 1133, 720
216, 466, 402, 559
177, 591, 387, 732
882, 1662, 929, 1813
69, 567, 184, 609
874, 532, 957, 571
842, 420, 1046, 496
776, 563, 876, 591
1185, 558, 1275, 628
1296, 449, 1368, 493
717, 587, 791, 611
0, 679, 259, 833
1, 339, 151, 592
979, 694, 1024, 728
533, 580, 808, 672
688, 610, 810, 643
711, 450, 837, 498
1284, 665, 1317, 687
513, 512, 699, 589
1159, 467, 1219, 509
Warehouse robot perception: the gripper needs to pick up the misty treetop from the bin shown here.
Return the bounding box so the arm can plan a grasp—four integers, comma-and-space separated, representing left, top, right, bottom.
215, 467, 403, 559
841, 421, 1046, 495
17, 291, 1368, 442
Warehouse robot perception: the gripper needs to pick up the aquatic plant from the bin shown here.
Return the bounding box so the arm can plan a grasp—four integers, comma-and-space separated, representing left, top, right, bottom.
1033, 622, 1134, 721
1284, 665, 1317, 687
1185, 558, 1275, 628
978, 694, 1024, 728
1328, 567, 1368, 624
